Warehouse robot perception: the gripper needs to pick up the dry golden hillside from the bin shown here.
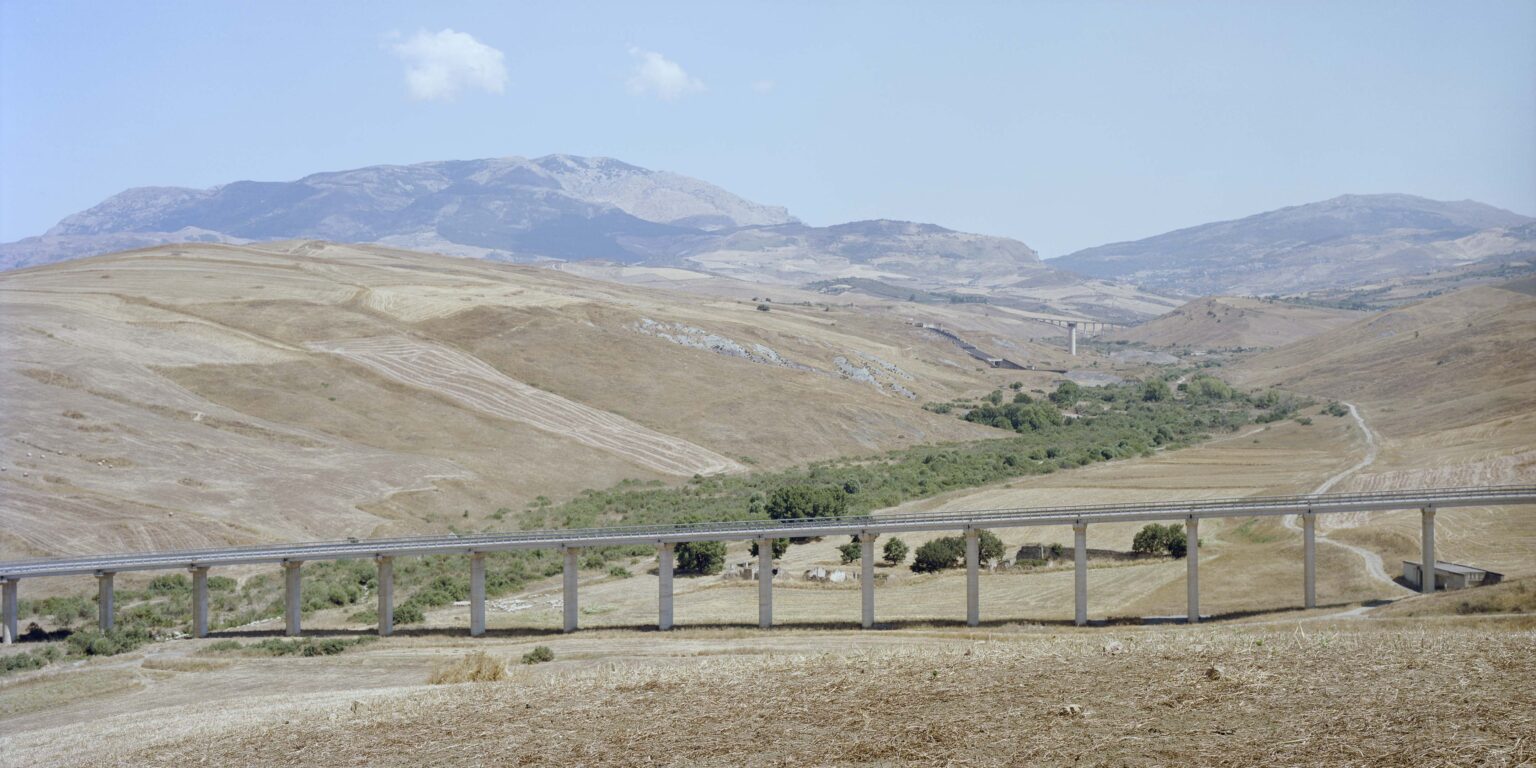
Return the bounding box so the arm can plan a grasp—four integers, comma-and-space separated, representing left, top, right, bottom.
1104, 296, 1365, 350
2, 241, 1123, 557
1233, 278, 1536, 441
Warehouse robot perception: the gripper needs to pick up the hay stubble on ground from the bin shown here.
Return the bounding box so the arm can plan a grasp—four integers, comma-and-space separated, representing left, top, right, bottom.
16, 622, 1529, 767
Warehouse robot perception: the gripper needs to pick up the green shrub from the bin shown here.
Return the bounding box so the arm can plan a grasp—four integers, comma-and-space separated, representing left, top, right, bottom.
911, 537, 966, 573
394, 604, 426, 625
882, 537, 909, 566
522, 645, 555, 665
749, 538, 789, 559
1132, 523, 1187, 558
837, 540, 861, 565
607, 566, 633, 579
148, 574, 190, 594
675, 541, 726, 575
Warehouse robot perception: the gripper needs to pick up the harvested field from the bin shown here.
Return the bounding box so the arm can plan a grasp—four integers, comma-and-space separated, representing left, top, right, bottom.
307, 336, 742, 476
7, 621, 1532, 766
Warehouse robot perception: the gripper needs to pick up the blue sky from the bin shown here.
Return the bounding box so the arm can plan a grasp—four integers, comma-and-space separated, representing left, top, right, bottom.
2, 1, 1533, 256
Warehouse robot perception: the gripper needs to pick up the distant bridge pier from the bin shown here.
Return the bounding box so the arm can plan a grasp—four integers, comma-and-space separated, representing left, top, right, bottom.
757, 539, 774, 629
1185, 518, 1200, 623
1068, 322, 1079, 356
2, 578, 16, 644
1421, 506, 1436, 595
283, 560, 303, 637
191, 566, 210, 638
375, 556, 393, 637
1073, 523, 1089, 626
469, 553, 486, 637
563, 547, 581, 633
657, 543, 675, 631
96, 571, 115, 632
1302, 513, 1317, 609
965, 529, 980, 627
860, 533, 876, 629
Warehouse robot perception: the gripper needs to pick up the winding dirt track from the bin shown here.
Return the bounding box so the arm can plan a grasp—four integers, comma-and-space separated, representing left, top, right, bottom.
307, 336, 742, 477
1284, 402, 1403, 589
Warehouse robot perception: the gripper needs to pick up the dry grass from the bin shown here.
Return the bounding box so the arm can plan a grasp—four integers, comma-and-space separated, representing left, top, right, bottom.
427, 650, 507, 685
139, 658, 233, 673
1374, 577, 1536, 618
76, 623, 1536, 767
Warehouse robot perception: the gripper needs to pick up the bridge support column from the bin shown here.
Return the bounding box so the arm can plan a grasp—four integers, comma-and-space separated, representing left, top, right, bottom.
563, 547, 580, 633
657, 543, 674, 631
965, 529, 980, 627
469, 553, 486, 637
1067, 322, 1079, 356
283, 561, 303, 637
757, 539, 774, 629
96, 571, 115, 632
190, 567, 209, 638
2, 579, 16, 644
375, 556, 393, 637
1421, 506, 1436, 595
860, 533, 876, 629
1302, 513, 1316, 609
1186, 518, 1200, 624
1073, 523, 1088, 626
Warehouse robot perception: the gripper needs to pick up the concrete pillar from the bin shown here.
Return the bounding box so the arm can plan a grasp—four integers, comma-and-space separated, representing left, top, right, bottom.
376, 556, 393, 637
1302, 513, 1317, 609
757, 539, 774, 629
1067, 322, 1079, 356
1421, 506, 1436, 595
191, 567, 209, 638
1073, 523, 1088, 626
563, 547, 580, 633
283, 560, 303, 637
1, 579, 16, 644
965, 529, 980, 627
1185, 518, 1200, 624
96, 571, 115, 632
469, 553, 486, 637
657, 543, 674, 631
860, 533, 876, 629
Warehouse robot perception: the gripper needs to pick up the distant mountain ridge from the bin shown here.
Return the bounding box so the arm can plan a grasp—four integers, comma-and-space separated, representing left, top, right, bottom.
1054, 194, 1536, 296
4, 155, 797, 269
0, 155, 1080, 313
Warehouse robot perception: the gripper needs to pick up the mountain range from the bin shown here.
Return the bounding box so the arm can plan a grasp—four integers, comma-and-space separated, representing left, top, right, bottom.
0, 155, 1048, 288
1053, 193, 1536, 296
6, 159, 1533, 308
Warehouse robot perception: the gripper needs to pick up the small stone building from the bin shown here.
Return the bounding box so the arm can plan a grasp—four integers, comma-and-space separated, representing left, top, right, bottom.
1402, 560, 1504, 591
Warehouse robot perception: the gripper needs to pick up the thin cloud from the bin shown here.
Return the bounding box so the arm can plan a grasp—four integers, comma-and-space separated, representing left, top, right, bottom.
390, 29, 507, 102
627, 48, 704, 101
752, 79, 776, 94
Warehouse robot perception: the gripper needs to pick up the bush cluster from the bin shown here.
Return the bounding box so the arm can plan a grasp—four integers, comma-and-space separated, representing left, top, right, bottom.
1131, 523, 1188, 558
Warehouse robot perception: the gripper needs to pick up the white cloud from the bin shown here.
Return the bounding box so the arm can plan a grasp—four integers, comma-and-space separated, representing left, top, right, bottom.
627, 48, 705, 101
752, 79, 776, 94
390, 29, 507, 102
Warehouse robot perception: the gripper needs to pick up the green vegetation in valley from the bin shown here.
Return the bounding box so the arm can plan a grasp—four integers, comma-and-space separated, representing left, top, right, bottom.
5, 371, 1285, 670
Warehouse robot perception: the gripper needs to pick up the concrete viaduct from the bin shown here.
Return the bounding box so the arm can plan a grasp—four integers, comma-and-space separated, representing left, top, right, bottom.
1025, 317, 1125, 356
2, 485, 1531, 642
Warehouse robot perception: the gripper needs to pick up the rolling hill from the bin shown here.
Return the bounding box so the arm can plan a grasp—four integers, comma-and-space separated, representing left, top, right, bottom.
1103, 296, 1367, 350
1, 240, 1123, 558
1054, 194, 1536, 296
0, 155, 1181, 323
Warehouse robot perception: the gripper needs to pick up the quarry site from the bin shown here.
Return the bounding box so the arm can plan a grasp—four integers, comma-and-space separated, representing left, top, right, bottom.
3, 5, 1535, 766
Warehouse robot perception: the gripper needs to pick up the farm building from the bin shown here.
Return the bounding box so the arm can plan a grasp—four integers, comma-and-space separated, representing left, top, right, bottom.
1402, 560, 1504, 591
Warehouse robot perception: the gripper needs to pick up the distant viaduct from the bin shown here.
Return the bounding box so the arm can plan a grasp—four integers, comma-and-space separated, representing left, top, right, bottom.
2, 486, 1531, 642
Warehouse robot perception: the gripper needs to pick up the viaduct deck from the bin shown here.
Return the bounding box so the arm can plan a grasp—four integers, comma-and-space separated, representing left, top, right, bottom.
2, 485, 1532, 641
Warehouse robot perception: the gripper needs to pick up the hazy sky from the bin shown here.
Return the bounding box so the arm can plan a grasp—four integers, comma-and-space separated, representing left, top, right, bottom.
2, 1, 1533, 256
